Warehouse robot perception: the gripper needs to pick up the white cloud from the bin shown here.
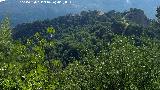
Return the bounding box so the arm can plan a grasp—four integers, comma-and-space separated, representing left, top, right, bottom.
0, 0, 5, 3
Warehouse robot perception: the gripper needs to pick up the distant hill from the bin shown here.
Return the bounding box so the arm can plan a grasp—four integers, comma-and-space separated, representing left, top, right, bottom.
0, 0, 159, 26
12, 8, 150, 41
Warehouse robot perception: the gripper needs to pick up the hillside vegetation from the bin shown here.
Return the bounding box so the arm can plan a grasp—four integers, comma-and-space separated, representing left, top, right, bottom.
0, 8, 160, 89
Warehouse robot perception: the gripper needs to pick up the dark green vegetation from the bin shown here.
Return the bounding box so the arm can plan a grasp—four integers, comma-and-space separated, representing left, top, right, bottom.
1, 8, 160, 89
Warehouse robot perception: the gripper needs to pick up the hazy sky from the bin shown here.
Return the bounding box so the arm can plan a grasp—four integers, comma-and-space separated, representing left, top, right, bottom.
126, 0, 130, 3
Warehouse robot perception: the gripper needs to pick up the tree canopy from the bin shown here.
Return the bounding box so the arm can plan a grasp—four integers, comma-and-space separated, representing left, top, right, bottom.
0, 8, 160, 89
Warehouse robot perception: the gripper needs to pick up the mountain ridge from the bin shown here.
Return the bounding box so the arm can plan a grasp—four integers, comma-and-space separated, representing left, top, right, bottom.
0, 0, 159, 26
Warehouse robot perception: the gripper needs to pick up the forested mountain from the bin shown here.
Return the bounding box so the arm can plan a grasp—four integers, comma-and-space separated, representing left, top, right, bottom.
1, 0, 160, 89
11, 8, 159, 67
12, 8, 150, 40
0, 0, 159, 26
0, 6, 160, 89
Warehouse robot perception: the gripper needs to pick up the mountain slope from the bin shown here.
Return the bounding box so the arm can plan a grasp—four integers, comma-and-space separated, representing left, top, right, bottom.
0, 0, 158, 26
12, 9, 150, 41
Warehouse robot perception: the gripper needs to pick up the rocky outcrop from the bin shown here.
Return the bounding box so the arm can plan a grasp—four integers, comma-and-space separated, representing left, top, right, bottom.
124, 8, 150, 27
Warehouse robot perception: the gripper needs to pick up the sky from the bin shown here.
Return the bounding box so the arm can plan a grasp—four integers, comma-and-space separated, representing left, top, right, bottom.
126, 0, 130, 3
0, 0, 5, 2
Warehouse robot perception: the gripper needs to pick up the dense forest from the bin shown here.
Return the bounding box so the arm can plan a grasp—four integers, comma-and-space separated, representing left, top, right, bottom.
1, 7, 160, 89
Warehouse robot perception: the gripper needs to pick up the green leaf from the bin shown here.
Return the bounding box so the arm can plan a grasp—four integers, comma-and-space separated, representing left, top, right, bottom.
47, 27, 55, 34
